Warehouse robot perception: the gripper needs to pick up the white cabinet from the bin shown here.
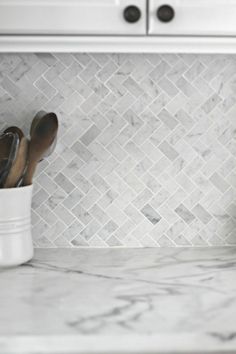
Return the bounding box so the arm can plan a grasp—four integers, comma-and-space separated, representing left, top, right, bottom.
1, 0, 236, 52
0, 0, 146, 35
149, 0, 236, 36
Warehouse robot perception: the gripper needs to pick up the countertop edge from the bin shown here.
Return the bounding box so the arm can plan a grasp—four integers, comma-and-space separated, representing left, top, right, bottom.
1, 333, 236, 354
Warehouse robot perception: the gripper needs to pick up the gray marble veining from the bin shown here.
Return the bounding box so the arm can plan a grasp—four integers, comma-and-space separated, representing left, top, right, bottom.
1, 248, 236, 353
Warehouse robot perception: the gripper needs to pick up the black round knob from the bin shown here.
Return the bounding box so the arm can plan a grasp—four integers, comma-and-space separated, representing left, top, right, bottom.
157, 5, 175, 22
123, 5, 141, 23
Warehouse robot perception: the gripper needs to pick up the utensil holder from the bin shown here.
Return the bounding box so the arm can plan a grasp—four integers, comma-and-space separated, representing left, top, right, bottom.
0, 185, 33, 267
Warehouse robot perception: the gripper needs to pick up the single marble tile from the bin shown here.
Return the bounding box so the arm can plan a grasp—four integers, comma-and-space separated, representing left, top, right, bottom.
175, 204, 195, 224
141, 204, 162, 225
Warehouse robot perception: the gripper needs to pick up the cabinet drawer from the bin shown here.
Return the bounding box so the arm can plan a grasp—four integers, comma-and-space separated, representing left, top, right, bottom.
0, 0, 146, 35
149, 0, 236, 36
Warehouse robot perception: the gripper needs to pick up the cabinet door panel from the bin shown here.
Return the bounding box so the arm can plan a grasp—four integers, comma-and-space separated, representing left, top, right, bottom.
0, 0, 146, 35
149, 0, 236, 36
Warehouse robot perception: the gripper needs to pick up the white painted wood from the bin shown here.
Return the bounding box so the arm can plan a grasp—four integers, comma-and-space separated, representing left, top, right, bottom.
1, 35, 236, 53
0, 0, 236, 52
149, 0, 236, 36
0, 0, 146, 35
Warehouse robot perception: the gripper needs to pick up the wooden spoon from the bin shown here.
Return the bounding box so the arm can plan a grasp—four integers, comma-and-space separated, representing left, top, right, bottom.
23, 113, 58, 186
30, 111, 57, 160
4, 137, 28, 188
30, 110, 46, 137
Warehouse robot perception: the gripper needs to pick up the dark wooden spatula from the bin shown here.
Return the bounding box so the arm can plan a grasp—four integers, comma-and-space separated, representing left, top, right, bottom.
4, 126, 24, 141
0, 133, 14, 159
0, 159, 8, 180
23, 112, 58, 186
0, 132, 19, 188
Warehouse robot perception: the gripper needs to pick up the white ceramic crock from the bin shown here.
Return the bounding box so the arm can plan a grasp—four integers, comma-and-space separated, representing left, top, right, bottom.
0, 185, 33, 267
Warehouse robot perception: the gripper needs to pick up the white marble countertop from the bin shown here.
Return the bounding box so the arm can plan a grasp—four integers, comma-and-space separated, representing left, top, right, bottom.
1, 247, 236, 354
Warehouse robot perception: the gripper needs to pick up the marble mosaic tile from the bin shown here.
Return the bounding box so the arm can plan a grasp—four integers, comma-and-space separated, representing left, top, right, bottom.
0, 53, 236, 247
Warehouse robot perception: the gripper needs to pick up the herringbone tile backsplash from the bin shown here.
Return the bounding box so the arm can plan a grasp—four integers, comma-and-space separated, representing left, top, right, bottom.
1, 53, 236, 247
